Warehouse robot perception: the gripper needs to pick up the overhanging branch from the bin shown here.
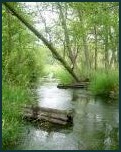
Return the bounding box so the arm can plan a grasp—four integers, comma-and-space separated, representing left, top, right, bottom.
3, 2, 79, 82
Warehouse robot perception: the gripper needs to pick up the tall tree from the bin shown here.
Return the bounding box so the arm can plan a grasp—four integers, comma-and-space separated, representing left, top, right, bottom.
3, 2, 80, 82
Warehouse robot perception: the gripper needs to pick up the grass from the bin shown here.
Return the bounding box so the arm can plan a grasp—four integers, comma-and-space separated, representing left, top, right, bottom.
89, 70, 119, 97
54, 68, 74, 84
44, 64, 75, 84
2, 82, 34, 149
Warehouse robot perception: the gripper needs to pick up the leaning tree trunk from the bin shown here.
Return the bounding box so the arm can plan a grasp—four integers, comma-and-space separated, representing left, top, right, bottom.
3, 2, 79, 82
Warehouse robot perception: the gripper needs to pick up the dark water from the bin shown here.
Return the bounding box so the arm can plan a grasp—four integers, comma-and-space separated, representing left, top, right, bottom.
16, 78, 119, 150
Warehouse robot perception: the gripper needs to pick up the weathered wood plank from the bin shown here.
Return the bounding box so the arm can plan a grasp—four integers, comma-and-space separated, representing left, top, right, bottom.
22, 106, 73, 125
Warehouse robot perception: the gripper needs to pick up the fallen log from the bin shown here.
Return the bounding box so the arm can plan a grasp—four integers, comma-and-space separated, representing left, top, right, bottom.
40, 112, 68, 121
23, 110, 68, 121
35, 106, 72, 115
23, 106, 73, 116
22, 106, 73, 125
23, 113, 68, 125
57, 82, 89, 89
38, 115, 67, 125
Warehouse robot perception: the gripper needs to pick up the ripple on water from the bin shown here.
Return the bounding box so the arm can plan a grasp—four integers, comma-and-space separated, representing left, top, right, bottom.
15, 80, 119, 150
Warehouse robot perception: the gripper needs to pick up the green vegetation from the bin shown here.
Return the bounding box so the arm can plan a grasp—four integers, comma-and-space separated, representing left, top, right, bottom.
55, 68, 74, 84
2, 3, 44, 149
44, 65, 74, 84
89, 70, 119, 98
2, 83, 33, 149
2, 2, 119, 150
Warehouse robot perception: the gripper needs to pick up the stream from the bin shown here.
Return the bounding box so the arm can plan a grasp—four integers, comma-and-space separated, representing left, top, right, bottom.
15, 78, 119, 150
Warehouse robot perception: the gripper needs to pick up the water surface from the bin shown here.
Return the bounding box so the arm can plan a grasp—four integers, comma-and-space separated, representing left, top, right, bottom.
16, 79, 119, 150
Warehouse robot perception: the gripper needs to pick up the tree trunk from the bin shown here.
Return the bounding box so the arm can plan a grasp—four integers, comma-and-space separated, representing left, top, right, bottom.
116, 36, 119, 68
57, 3, 76, 69
3, 2, 80, 82
104, 25, 109, 70
6, 7, 12, 56
94, 25, 97, 70
57, 3, 71, 54
77, 10, 91, 73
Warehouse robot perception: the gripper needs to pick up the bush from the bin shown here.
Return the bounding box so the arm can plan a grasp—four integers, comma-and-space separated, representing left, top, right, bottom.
2, 50, 42, 87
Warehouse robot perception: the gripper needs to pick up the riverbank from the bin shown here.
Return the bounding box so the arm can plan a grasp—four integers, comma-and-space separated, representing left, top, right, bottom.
54, 69, 119, 100
89, 70, 119, 99
2, 82, 35, 149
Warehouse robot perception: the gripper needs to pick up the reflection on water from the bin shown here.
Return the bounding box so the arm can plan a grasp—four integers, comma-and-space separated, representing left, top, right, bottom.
16, 79, 119, 150
17, 127, 78, 150
37, 82, 73, 110
73, 94, 119, 150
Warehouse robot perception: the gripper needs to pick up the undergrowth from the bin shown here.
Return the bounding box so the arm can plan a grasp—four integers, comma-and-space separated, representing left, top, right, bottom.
2, 82, 34, 149
54, 68, 74, 84
89, 70, 119, 97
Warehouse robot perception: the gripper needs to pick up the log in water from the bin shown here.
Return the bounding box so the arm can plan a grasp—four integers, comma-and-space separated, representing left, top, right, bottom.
57, 82, 89, 89
22, 106, 73, 125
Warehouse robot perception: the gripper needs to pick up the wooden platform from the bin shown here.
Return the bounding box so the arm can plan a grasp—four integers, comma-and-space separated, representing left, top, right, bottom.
22, 106, 73, 125
57, 82, 89, 89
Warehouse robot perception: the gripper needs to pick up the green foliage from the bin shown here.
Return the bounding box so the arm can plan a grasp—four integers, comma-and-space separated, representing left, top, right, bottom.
2, 82, 34, 149
3, 49, 42, 87
54, 68, 74, 84
89, 70, 119, 97
2, 4, 43, 86
2, 3, 44, 149
44, 64, 74, 84
2, 2, 119, 149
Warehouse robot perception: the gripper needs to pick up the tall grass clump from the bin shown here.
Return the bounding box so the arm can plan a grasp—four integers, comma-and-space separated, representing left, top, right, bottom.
89, 70, 119, 97
2, 82, 34, 149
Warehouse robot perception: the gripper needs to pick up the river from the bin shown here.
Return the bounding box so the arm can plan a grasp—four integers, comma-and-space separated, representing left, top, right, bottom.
15, 78, 119, 150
